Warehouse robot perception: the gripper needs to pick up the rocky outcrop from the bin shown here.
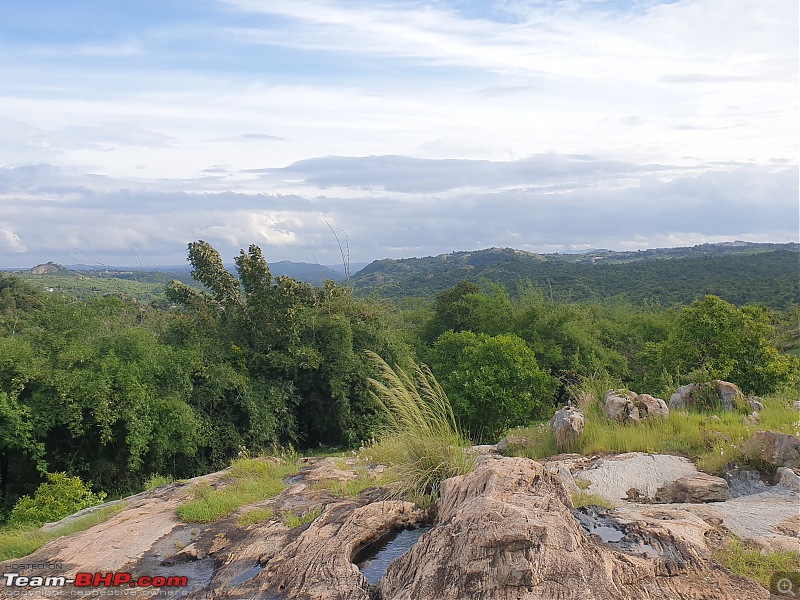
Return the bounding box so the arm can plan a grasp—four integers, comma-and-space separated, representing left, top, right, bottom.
604, 390, 668, 422
604, 389, 640, 422
654, 473, 729, 503
0, 455, 778, 599
378, 456, 767, 599
550, 406, 585, 449
744, 431, 800, 469
669, 380, 746, 412
28, 261, 66, 275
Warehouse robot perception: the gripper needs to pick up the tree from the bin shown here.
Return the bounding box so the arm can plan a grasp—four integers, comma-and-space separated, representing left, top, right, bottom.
639, 295, 799, 395
428, 331, 557, 443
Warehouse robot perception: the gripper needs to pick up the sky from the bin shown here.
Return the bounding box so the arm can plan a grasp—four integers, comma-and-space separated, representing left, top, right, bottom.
0, 0, 797, 268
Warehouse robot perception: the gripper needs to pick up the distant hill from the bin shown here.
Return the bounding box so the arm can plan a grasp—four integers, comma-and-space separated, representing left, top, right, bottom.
351, 242, 800, 309
28, 261, 67, 275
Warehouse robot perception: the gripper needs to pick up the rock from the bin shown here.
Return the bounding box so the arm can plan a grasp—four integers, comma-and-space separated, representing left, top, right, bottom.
748, 397, 765, 412
636, 393, 669, 419
496, 433, 534, 454
378, 456, 767, 600
550, 406, 585, 449
654, 473, 729, 503
713, 380, 746, 410
669, 380, 746, 412
776, 467, 800, 492
794, 400, 800, 412
744, 431, 800, 469
744, 411, 761, 425
604, 390, 640, 422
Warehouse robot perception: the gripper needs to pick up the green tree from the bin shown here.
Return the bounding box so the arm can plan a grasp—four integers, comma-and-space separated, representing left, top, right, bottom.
428, 331, 556, 443
639, 295, 799, 394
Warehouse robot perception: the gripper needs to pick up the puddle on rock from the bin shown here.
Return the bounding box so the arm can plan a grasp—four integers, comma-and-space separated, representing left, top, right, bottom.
572, 505, 663, 559
353, 526, 430, 585
228, 563, 263, 587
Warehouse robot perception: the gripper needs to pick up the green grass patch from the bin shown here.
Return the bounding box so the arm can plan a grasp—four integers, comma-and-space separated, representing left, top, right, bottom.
364, 351, 476, 500
236, 507, 275, 527
0, 503, 127, 561
178, 458, 298, 524
280, 506, 324, 528
571, 492, 613, 509
507, 393, 799, 475
312, 470, 388, 498
714, 538, 800, 589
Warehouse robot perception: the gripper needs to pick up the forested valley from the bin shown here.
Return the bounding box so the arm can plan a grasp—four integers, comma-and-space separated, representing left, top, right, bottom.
1, 241, 798, 520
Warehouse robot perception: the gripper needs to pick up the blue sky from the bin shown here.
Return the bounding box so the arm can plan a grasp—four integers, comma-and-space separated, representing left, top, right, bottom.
0, 0, 797, 267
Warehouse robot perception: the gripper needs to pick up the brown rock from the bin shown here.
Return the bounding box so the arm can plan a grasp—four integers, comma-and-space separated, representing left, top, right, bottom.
604, 389, 640, 422
636, 394, 670, 419
745, 431, 800, 469
669, 381, 746, 412
378, 456, 765, 600
654, 473, 730, 503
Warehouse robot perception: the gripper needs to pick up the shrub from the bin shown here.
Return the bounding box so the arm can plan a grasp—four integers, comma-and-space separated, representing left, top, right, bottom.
9, 473, 106, 526
428, 331, 557, 443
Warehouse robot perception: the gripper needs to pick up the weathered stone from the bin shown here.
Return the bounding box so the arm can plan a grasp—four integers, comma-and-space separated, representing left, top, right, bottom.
550, 406, 585, 449
496, 433, 535, 454
713, 380, 747, 410
378, 456, 766, 600
654, 473, 730, 503
776, 467, 800, 492
794, 400, 800, 412
745, 431, 800, 469
604, 389, 640, 422
636, 393, 669, 419
669, 380, 746, 412
748, 397, 765, 412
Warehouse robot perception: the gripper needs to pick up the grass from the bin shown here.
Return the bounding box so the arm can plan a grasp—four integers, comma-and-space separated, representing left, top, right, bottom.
507, 390, 800, 475
571, 492, 613, 509
280, 506, 324, 528
312, 469, 388, 498
178, 458, 298, 524
714, 538, 800, 589
236, 507, 275, 527
0, 502, 128, 561
363, 351, 476, 500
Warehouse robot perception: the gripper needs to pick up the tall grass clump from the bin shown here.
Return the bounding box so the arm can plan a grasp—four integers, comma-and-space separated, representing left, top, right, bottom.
364, 351, 476, 500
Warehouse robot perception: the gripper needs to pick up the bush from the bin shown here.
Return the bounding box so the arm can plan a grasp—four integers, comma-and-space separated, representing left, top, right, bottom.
9, 473, 106, 526
429, 331, 557, 443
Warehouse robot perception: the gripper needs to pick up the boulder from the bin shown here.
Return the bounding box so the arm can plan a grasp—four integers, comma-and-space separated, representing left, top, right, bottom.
713, 380, 746, 410
378, 456, 766, 600
496, 433, 535, 455
748, 397, 765, 412
550, 406, 585, 450
744, 431, 800, 469
654, 473, 729, 503
604, 389, 640, 422
669, 380, 746, 412
776, 467, 800, 493
636, 393, 669, 419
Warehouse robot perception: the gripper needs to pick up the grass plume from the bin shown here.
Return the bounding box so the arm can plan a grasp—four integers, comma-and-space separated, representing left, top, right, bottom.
364, 350, 475, 499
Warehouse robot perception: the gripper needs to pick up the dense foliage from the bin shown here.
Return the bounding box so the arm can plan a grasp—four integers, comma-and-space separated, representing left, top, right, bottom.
0, 241, 797, 521
352, 246, 800, 309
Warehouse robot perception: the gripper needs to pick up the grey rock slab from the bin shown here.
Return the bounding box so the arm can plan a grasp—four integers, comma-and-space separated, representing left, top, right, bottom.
577, 453, 699, 503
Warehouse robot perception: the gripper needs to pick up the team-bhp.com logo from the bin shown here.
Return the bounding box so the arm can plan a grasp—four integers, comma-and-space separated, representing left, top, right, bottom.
4, 572, 188, 589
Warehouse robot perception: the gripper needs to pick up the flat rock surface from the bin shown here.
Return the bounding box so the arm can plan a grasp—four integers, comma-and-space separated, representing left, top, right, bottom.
566, 453, 699, 501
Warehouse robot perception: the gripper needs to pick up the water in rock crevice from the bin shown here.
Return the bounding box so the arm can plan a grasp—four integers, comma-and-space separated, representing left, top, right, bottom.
353, 526, 430, 585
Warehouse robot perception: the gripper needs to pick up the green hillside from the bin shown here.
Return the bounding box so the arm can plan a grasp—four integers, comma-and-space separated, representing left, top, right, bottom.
352, 244, 800, 308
